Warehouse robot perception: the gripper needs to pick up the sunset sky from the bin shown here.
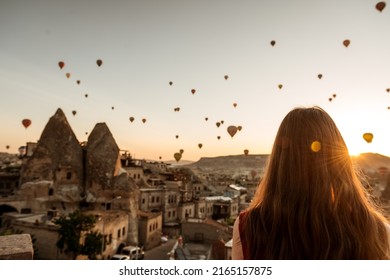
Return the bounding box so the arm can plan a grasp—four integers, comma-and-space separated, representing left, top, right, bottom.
1, 0, 389, 161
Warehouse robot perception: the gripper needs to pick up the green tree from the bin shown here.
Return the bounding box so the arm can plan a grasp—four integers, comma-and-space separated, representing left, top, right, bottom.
54, 210, 102, 259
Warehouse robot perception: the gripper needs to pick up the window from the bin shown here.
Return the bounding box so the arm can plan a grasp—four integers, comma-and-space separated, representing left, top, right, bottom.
48, 188, 54, 196
122, 227, 125, 236
151, 196, 155, 203
168, 211, 171, 218
66, 172, 72, 180
149, 225, 152, 232
108, 234, 112, 244
156, 197, 160, 203
117, 229, 121, 238
142, 198, 145, 204
173, 210, 176, 217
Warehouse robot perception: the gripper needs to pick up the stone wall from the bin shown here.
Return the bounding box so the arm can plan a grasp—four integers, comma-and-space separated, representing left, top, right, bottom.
0, 234, 33, 260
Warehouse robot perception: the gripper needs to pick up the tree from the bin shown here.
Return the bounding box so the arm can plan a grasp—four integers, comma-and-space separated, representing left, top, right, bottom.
54, 210, 102, 259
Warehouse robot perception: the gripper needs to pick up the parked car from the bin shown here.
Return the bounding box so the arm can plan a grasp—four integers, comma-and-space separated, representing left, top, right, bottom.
120, 246, 144, 260
111, 254, 130, 260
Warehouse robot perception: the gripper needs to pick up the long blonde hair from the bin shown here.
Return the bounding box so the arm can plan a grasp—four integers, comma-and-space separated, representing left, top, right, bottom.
245, 107, 389, 259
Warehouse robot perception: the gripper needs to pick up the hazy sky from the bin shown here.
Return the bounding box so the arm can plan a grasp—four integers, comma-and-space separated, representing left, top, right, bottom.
1, 0, 389, 161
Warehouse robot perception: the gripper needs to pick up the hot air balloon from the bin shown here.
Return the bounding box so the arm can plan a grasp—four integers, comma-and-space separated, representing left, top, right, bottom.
191, 89, 196, 94
278, 84, 283, 89
386, 88, 390, 93
85, 132, 88, 135
205, 117, 208, 121
318, 74, 323, 79
233, 103, 237, 108
159, 156, 162, 160
227, 126, 238, 138
270, 40, 276, 47
224, 75, 229, 80
169, 81, 173, 86
66, 73, 71, 78
174, 152, 182, 162
76, 80, 81, 85
111, 106, 115, 110
220, 120, 224, 124
96, 59, 103, 67
58, 61, 65, 69
237, 125, 242, 131
216, 122, 221, 128
175, 135, 179, 139
72, 110, 77, 116
174, 107, 180, 112
6, 145, 10, 150
142, 118, 147, 123
376, 2, 386, 12
85, 94, 88, 98
217, 136, 221, 140
329, 98, 333, 102
244, 149, 249, 156
363, 133, 373, 143
22, 119, 31, 129
129, 117, 135, 122
179, 149, 184, 154
333, 93, 337, 98
198, 143, 203, 149
343, 40, 350, 47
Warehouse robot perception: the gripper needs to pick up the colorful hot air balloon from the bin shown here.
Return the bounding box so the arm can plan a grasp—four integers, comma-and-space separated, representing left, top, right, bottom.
227, 125, 238, 138
174, 152, 182, 162
363, 133, 373, 143
376, 2, 386, 12
72, 110, 77, 116
198, 143, 203, 149
129, 117, 135, 122
244, 149, 249, 156
343, 40, 350, 47
22, 119, 31, 129
96, 59, 103, 67
191, 89, 196, 94
270, 40, 276, 47
58, 61, 65, 69
66, 73, 71, 78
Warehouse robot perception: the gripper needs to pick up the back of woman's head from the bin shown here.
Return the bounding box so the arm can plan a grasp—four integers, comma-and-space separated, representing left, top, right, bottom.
246, 106, 389, 259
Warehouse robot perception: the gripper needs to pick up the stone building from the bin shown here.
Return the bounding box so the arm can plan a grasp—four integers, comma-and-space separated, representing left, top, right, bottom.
138, 210, 163, 250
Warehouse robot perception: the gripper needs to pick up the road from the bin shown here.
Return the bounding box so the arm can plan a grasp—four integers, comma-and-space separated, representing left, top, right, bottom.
144, 239, 177, 260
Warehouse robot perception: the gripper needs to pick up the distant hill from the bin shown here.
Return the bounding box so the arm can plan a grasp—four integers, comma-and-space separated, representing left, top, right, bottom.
184, 153, 390, 177
351, 153, 390, 173
184, 154, 270, 177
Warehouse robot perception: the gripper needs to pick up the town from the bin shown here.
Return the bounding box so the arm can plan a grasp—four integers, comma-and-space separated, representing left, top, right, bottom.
0, 108, 389, 260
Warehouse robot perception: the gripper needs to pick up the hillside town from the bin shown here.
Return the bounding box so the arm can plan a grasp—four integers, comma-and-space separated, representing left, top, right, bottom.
0, 108, 258, 260
1, 109, 390, 260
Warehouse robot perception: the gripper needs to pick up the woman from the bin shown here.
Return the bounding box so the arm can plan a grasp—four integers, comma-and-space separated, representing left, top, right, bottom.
232, 107, 390, 259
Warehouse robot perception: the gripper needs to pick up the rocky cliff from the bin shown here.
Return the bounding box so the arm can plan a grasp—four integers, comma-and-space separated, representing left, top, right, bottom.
19, 108, 84, 186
